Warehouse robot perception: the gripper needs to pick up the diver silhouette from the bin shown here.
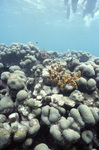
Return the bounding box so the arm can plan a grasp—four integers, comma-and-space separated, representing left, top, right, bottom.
64, 0, 98, 19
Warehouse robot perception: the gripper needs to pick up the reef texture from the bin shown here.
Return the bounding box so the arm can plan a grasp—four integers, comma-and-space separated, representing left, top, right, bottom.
0, 42, 99, 150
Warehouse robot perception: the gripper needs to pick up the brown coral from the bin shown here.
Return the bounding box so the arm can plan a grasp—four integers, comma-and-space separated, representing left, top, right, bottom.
39, 49, 55, 61
48, 64, 81, 91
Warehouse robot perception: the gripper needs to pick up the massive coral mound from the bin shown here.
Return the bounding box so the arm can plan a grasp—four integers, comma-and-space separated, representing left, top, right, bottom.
0, 42, 99, 150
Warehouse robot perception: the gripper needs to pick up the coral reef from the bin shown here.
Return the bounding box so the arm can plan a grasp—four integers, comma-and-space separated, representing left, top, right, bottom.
0, 42, 99, 150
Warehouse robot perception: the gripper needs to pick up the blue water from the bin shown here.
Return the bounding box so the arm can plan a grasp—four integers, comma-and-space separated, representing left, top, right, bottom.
0, 0, 99, 56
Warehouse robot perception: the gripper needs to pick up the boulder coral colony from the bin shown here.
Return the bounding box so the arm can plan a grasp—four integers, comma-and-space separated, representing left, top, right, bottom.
0, 42, 99, 150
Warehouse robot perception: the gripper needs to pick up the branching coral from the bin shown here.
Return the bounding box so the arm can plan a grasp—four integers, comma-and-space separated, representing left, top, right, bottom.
39, 49, 49, 60
48, 64, 81, 91
39, 49, 55, 61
